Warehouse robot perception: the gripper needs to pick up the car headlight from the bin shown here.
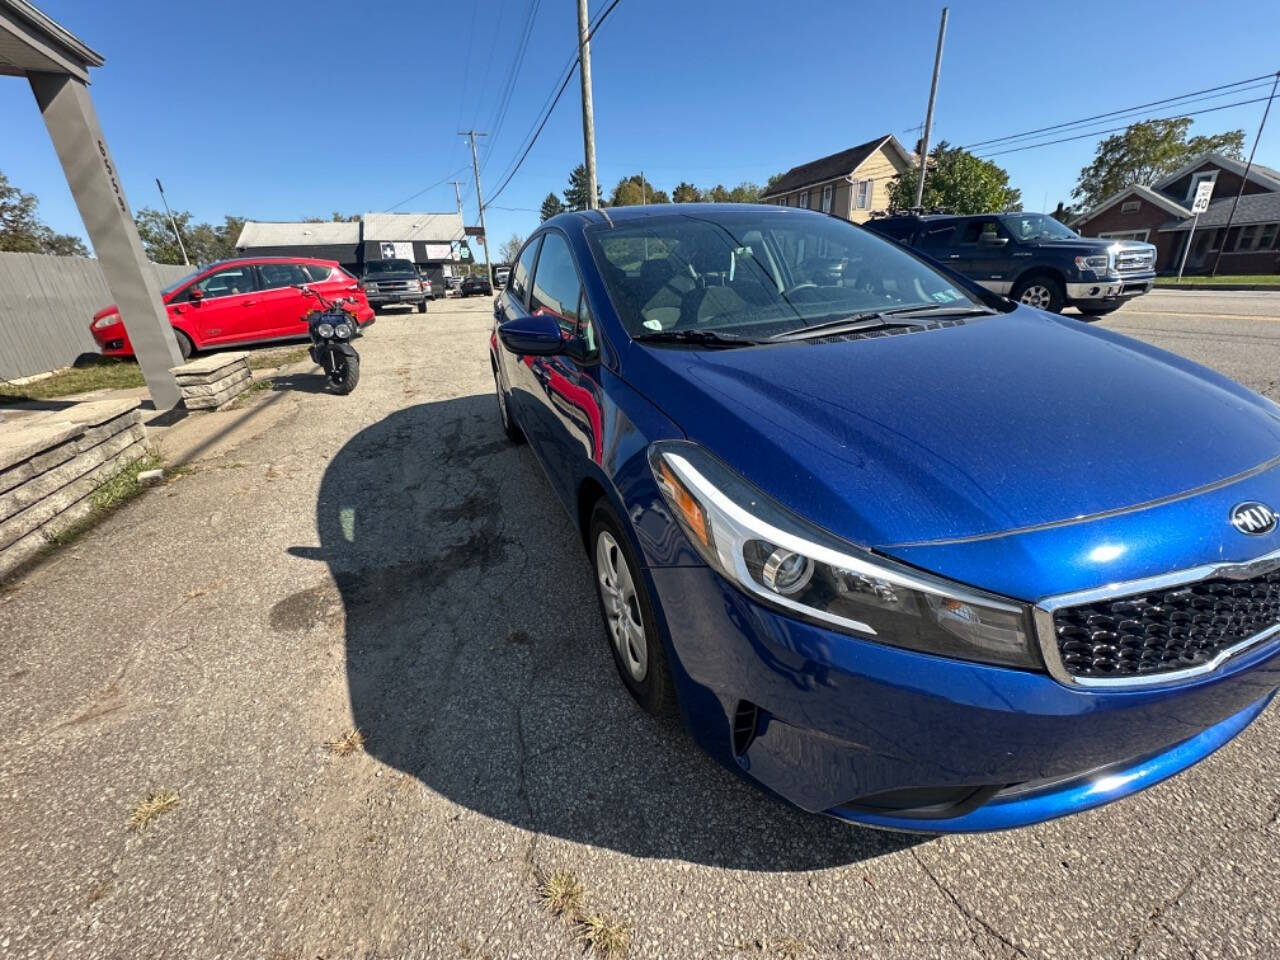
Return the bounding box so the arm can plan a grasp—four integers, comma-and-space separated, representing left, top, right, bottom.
1074, 254, 1110, 274
93, 311, 121, 330
333, 322, 352, 339
648, 441, 1039, 669
316, 322, 335, 338
362, 282, 377, 292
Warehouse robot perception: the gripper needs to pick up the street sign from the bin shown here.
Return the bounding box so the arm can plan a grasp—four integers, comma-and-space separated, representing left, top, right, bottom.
1192, 180, 1214, 214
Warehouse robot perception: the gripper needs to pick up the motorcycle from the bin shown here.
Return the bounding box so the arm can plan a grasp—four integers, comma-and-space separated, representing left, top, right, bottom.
298, 285, 361, 395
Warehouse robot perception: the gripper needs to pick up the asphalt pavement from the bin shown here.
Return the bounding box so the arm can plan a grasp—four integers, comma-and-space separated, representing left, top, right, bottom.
1, 293, 1277, 960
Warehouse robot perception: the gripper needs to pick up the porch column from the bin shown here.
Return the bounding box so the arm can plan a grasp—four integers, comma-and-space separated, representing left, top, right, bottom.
28, 71, 183, 410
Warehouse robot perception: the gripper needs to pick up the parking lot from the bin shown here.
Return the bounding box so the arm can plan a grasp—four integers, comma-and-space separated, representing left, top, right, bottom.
1, 290, 1278, 960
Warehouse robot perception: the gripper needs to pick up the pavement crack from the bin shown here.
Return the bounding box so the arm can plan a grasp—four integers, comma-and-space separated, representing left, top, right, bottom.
910, 848, 1034, 959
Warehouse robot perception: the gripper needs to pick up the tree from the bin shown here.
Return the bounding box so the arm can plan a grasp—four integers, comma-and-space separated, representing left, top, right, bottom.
0, 170, 89, 257
134, 208, 244, 265
539, 192, 565, 221
1071, 119, 1245, 210
608, 173, 669, 206
498, 233, 525, 264
562, 164, 603, 211
671, 181, 701, 203
889, 142, 1021, 214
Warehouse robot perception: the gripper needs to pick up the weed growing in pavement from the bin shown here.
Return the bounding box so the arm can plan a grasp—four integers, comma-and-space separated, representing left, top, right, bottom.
128, 789, 179, 831
574, 913, 631, 958
538, 868, 585, 923
325, 728, 365, 756
46, 451, 164, 547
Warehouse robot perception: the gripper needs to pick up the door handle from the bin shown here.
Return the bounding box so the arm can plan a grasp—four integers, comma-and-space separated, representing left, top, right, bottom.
242, 300, 257, 306
948, 255, 960, 259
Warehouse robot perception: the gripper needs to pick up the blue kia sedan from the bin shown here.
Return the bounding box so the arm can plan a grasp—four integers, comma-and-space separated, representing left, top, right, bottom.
488, 204, 1280, 832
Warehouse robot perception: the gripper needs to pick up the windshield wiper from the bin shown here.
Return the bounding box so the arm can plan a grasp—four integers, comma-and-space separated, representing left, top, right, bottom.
769, 304, 995, 342
632, 328, 760, 348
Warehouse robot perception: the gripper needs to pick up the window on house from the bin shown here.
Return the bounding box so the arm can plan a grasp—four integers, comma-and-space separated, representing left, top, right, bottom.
1235, 225, 1258, 251
798, 191, 810, 209
855, 180, 872, 210
1186, 171, 1217, 204
1260, 222, 1279, 249
1120, 200, 1140, 214
821, 184, 833, 213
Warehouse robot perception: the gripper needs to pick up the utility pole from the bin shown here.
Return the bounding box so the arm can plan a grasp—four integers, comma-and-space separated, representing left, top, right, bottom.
577, 0, 599, 209
155, 177, 189, 266
459, 130, 493, 287
913, 7, 949, 209
449, 179, 463, 216
1209, 70, 1279, 277
640, 170, 646, 205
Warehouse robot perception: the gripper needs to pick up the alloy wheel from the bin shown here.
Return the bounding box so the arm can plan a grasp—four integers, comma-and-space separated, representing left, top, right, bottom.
595, 530, 647, 681
1019, 284, 1053, 309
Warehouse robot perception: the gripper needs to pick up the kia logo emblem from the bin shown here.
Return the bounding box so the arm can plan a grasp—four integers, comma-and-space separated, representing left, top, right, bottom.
1230, 501, 1278, 536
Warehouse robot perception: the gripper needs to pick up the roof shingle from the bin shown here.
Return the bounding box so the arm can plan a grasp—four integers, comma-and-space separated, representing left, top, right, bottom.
762, 135, 909, 198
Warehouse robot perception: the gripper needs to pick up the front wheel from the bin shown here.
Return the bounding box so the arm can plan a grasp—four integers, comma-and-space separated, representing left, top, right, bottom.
327, 350, 359, 395
589, 502, 677, 717
418, 300, 427, 313
1012, 274, 1065, 313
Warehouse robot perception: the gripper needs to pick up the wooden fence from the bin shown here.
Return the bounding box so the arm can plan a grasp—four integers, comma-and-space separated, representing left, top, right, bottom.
0, 251, 192, 381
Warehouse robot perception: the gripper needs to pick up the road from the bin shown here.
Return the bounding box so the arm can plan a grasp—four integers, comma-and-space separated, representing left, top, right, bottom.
1, 293, 1278, 960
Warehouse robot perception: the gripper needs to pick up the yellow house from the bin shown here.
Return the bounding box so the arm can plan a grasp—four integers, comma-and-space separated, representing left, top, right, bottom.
760, 135, 916, 223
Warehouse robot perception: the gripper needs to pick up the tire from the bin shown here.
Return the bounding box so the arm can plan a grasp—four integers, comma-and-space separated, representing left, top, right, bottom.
1012, 274, 1065, 313
327, 351, 359, 395
418, 300, 427, 313
493, 365, 524, 443
173, 329, 194, 360
1077, 305, 1120, 317
589, 501, 677, 718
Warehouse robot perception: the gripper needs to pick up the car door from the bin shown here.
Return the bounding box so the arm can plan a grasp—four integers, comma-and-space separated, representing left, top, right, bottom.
172, 263, 263, 345
497, 236, 543, 429
254, 261, 313, 338
950, 218, 1014, 293
519, 229, 604, 509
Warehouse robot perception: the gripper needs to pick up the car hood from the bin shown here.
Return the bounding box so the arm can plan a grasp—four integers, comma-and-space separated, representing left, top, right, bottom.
626, 309, 1280, 549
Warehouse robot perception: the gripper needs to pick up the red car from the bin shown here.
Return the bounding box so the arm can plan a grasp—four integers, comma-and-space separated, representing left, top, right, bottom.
90, 257, 375, 359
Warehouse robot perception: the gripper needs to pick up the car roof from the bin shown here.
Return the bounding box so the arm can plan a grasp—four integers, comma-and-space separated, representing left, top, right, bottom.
201, 255, 339, 270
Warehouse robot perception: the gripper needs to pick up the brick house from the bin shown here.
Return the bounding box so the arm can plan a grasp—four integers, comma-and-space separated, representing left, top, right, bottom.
1072, 153, 1280, 274
760, 135, 916, 223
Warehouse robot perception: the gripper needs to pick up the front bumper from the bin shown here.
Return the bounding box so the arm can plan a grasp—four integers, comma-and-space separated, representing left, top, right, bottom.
1066, 272, 1155, 304
650, 564, 1280, 832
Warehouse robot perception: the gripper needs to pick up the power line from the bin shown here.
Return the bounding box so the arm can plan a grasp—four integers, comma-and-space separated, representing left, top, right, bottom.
977, 95, 1273, 158
383, 166, 470, 212
485, 0, 624, 209
481, 0, 544, 178
962, 71, 1278, 151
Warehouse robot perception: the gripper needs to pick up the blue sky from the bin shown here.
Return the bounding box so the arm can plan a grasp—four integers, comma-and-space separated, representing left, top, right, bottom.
4, 0, 1279, 261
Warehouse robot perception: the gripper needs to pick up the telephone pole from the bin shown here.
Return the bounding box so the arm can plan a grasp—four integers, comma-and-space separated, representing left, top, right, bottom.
449, 179, 464, 216
913, 7, 949, 209
459, 131, 493, 287
577, 0, 599, 209
155, 178, 189, 266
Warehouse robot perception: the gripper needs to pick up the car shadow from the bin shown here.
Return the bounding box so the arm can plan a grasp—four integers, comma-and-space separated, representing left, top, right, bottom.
287, 394, 922, 870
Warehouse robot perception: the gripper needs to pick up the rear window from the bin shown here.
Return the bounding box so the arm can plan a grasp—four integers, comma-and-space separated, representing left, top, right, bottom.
301, 263, 333, 282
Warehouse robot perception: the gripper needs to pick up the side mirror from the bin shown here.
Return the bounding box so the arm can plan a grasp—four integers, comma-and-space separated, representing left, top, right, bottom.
498, 313, 564, 356
980, 234, 1009, 247
189, 287, 205, 302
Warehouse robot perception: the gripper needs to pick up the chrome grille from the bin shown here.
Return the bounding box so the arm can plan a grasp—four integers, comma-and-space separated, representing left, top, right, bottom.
1115, 250, 1155, 273
1051, 569, 1280, 679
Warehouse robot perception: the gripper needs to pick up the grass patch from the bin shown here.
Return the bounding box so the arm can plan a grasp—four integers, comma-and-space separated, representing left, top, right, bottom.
1155, 274, 1280, 287
46, 451, 164, 547
0, 358, 144, 403
128, 789, 179, 831
325, 728, 365, 756
247, 346, 310, 371
574, 913, 630, 958
538, 868, 585, 923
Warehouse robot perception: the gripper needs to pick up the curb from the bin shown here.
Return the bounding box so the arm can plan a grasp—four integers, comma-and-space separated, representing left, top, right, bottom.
1155, 283, 1280, 292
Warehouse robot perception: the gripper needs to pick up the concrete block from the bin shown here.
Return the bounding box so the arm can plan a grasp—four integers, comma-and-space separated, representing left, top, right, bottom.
0, 405, 140, 497
0, 398, 141, 474
0, 438, 148, 552
183, 371, 253, 410
0, 422, 146, 525
170, 352, 249, 384
180, 367, 251, 399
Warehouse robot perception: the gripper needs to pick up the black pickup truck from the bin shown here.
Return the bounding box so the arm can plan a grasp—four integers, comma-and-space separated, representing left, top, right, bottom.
864, 212, 1156, 315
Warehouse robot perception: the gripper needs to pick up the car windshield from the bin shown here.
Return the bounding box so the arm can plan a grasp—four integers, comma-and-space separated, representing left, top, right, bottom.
1000, 214, 1078, 242
364, 259, 415, 275
585, 210, 977, 339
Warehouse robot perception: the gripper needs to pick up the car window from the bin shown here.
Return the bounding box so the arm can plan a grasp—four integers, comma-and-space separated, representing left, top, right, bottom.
917, 222, 957, 250
586, 210, 975, 339
300, 264, 334, 282
530, 233, 583, 336
577, 292, 597, 354
364, 259, 416, 275
957, 220, 1004, 245
191, 265, 258, 299
258, 262, 310, 289
509, 237, 540, 306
